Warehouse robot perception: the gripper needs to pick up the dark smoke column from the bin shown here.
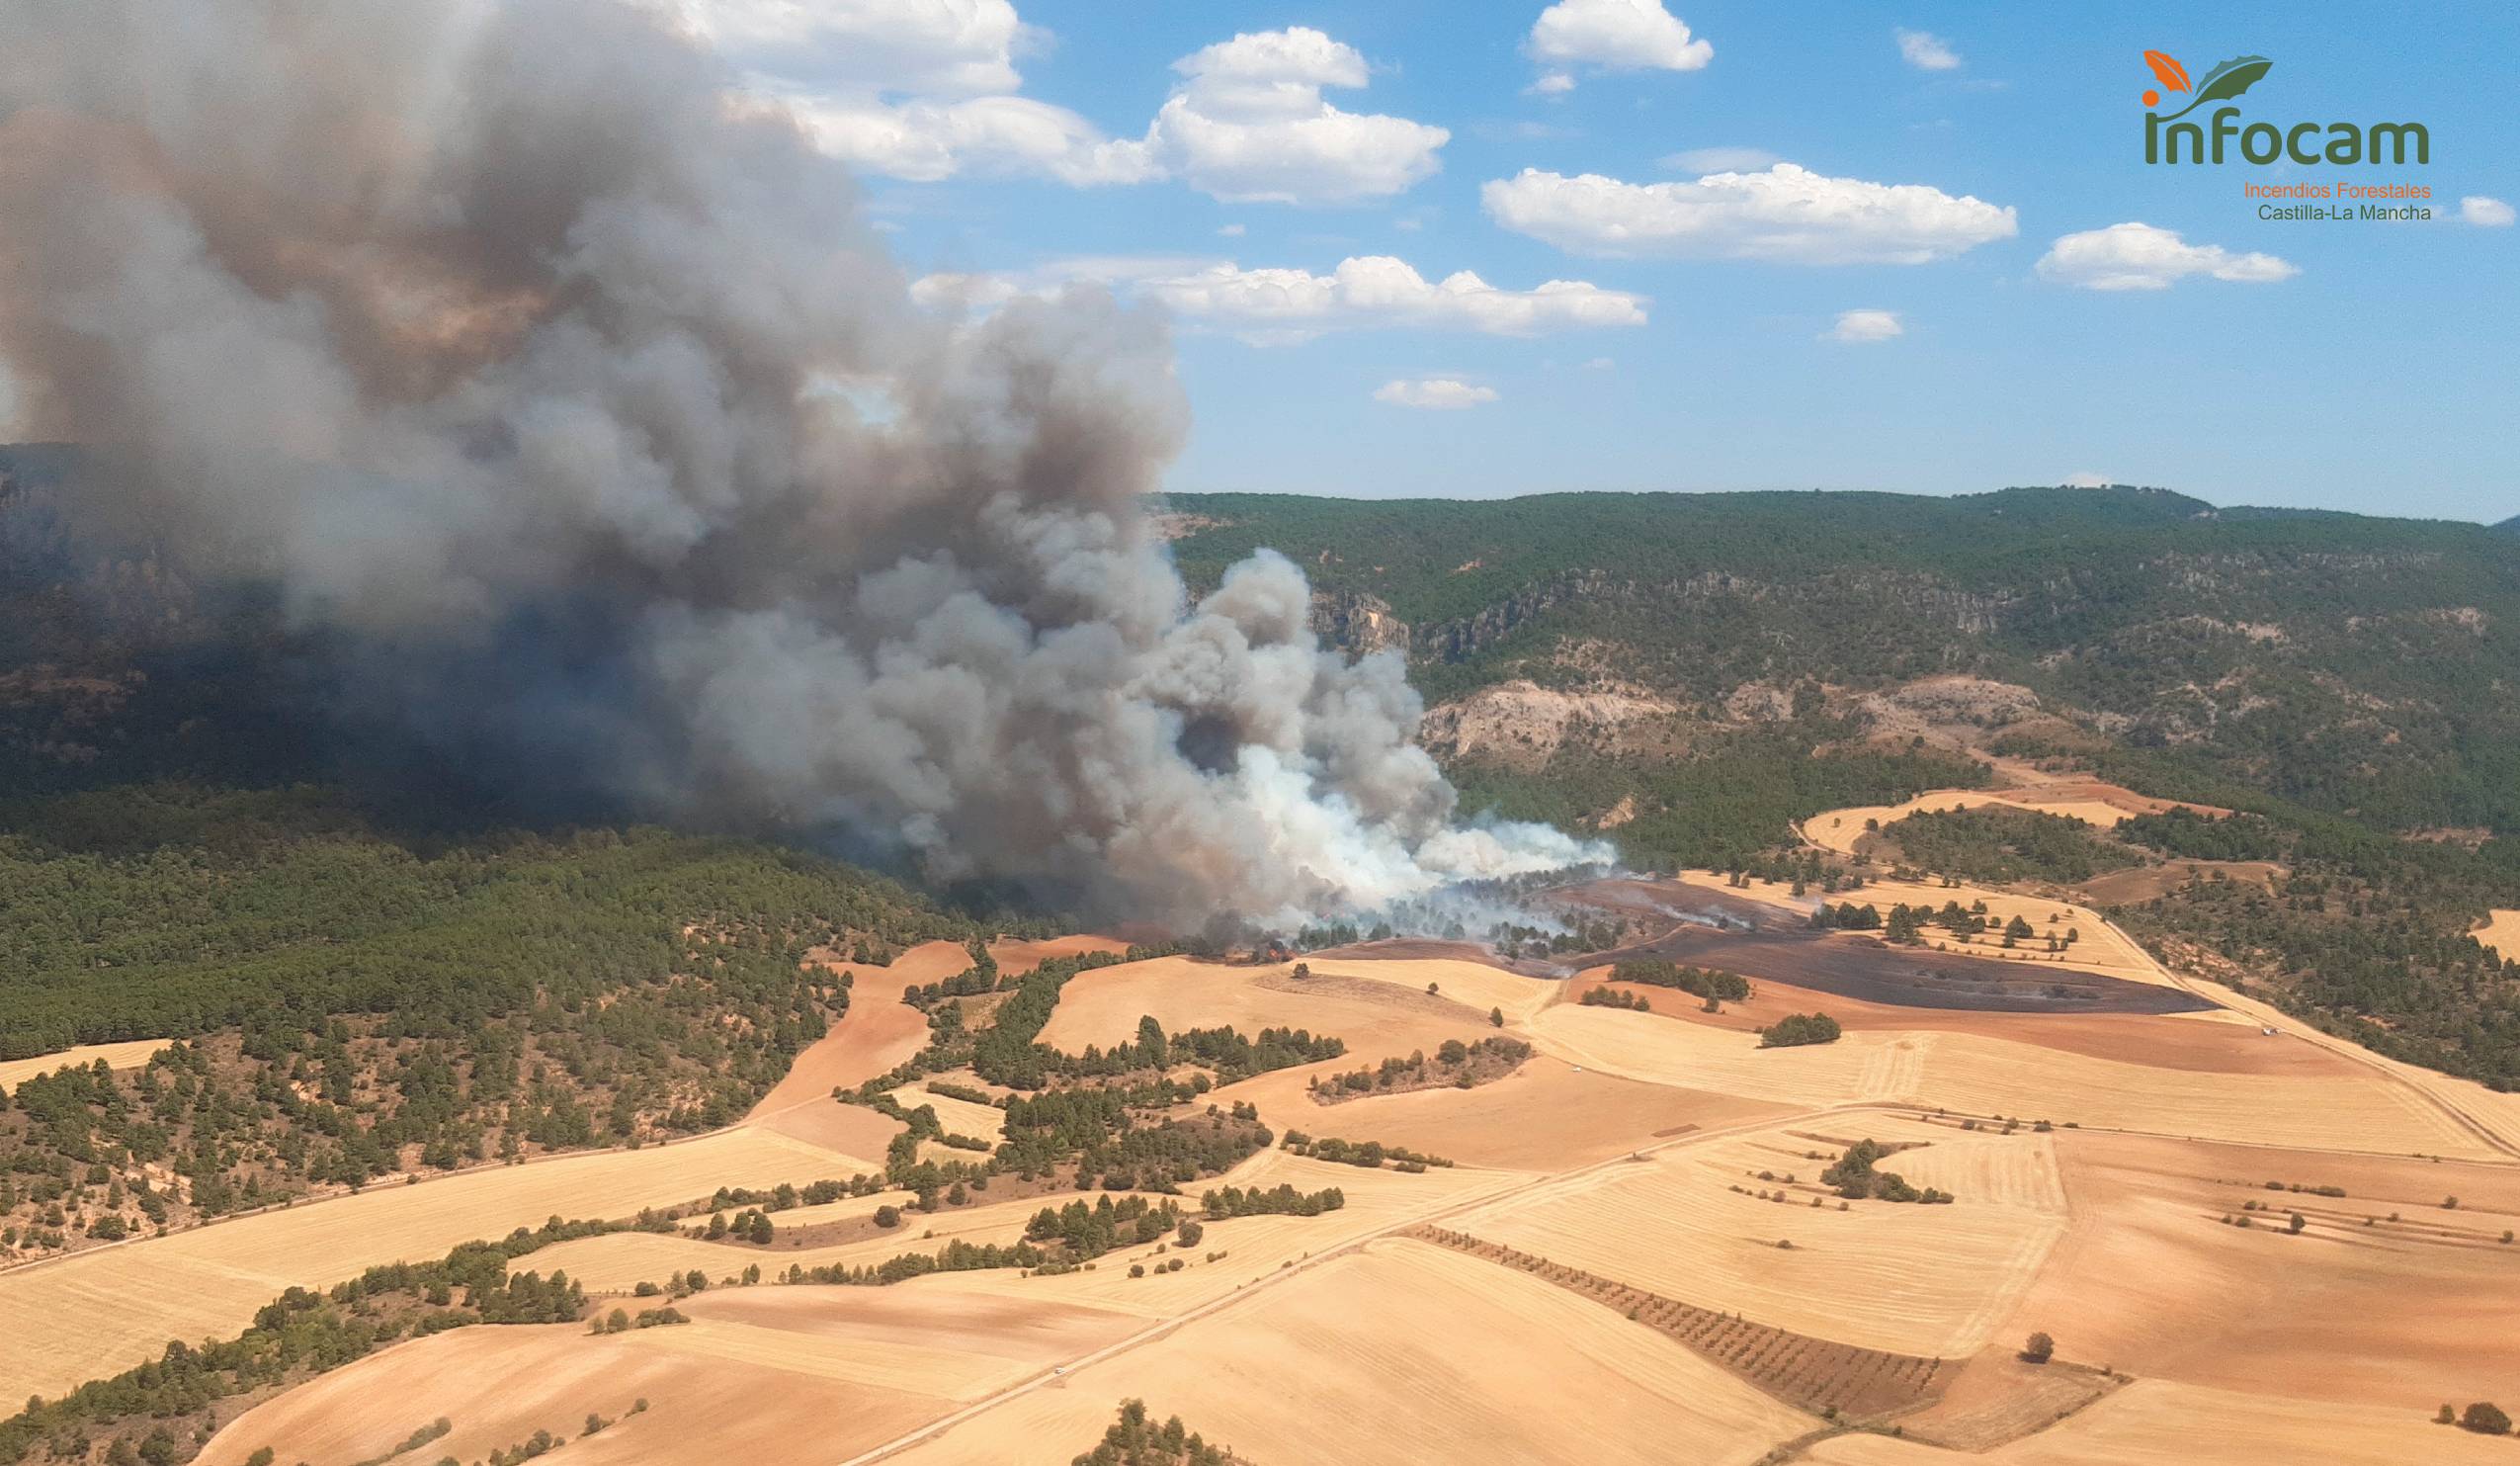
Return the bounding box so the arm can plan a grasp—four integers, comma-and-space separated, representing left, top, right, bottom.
0, 0, 1603, 925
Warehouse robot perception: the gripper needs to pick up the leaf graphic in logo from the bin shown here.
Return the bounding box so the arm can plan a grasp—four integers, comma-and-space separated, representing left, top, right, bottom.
2142, 50, 2191, 93
2191, 54, 2273, 105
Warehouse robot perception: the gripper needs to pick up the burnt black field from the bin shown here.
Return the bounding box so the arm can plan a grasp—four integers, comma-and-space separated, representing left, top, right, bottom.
1554, 878, 2219, 1016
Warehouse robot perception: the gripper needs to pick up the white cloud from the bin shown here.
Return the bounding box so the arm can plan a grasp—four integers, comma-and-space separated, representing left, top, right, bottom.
2062, 472, 2111, 488
1144, 28, 1450, 203
1582, 356, 1615, 371
1530, 72, 1577, 97
1660, 146, 1779, 175
1375, 378, 1499, 409
2035, 222, 2299, 291
1218, 222, 1247, 236
694, 11, 1444, 203
1482, 163, 2016, 264
911, 255, 1647, 343
784, 93, 1154, 185
1827, 309, 1903, 343
1527, 0, 1713, 87
2461, 196, 2516, 227
1895, 28, 1962, 71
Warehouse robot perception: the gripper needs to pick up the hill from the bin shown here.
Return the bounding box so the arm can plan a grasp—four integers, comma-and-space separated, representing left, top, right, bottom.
1165, 486, 2520, 835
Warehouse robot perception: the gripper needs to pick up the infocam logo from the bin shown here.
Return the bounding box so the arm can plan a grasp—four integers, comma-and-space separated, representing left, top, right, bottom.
2141, 50, 2428, 166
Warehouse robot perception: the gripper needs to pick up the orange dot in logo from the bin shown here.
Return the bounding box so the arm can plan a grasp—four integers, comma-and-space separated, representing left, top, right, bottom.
2142, 89, 2160, 107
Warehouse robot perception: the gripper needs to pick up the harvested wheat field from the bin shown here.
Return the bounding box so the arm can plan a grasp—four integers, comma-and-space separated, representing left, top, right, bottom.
889, 1237, 1810, 1466
747, 940, 981, 1139
1802, 781, 2223, 857
1040, 954, 1500, 1067
1227, 1056, 1788, 1170
1988, 1130, 2520, 1410
1526, 1002, 1932, 1107
50, 909, 2520, 1466
889, 1081, 1008, 1143
1526, 1002, 2505, 1159
0, 1121, 880, 1406
196, 1286, 1143, 1466
193, 1321, 937, 1466
1575, 969, 2330, 1077
1452, 1115, 2068, 1357
925, 1149, 1526, 1321
1307, 954, 1561, 1022
1807, 1378, 2516, 1466
2472, 907, 2520, 963
0, 1038, 169, 1089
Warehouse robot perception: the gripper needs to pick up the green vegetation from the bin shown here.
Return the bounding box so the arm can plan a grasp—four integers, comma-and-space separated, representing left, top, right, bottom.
1758, 1013, 1843, 1049
1166, 485, 2520, 836
1309, 1035, 1531, 1101
1451, 728, 1989, 873
0, 782, 963, 1056
1200, 1182, 1347, 1219
1022, 1194, 1184, 1255
1821, 1140, 1952, 1205
1606, 960, 1750, 1001
2111, 808, 2520, 1087
1278, 1131, 1452, 1170
0, 783, 997, 1257
2021, 1332, 2056, 1365
1581, 988, 1651, 1011
1073, 1400, 1248, 1466
2116, 809, 2288, 862
1875, 807, 2141, 884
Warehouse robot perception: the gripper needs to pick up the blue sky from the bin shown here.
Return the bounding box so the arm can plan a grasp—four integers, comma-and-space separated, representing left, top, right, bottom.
702, 0, 2517, 520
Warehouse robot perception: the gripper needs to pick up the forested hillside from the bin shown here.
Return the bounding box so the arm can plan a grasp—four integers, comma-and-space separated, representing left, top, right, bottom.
0, 781, 998, 1263
1168, 487, 2520, 834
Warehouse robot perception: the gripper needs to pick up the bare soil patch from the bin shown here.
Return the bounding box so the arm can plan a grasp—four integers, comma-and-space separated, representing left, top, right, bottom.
1228, 1059, 1783, 1170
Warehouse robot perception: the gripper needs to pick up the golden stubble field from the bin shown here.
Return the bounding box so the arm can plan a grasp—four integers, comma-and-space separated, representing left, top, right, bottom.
31, 907, 2520, 1466
1450, 1115, 2069, 1358
0, 1038, 169, 1089
2473, 907, 2520, 963
0, 1122, 884, 1409
1523, 999, 2506, 1160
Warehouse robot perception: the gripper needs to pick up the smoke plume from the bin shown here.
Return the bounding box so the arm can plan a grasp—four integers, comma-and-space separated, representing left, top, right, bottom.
0, 0, 1604, 926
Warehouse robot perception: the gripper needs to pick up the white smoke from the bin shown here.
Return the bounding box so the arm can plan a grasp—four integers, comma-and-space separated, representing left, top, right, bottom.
0, 0, 1607, 926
